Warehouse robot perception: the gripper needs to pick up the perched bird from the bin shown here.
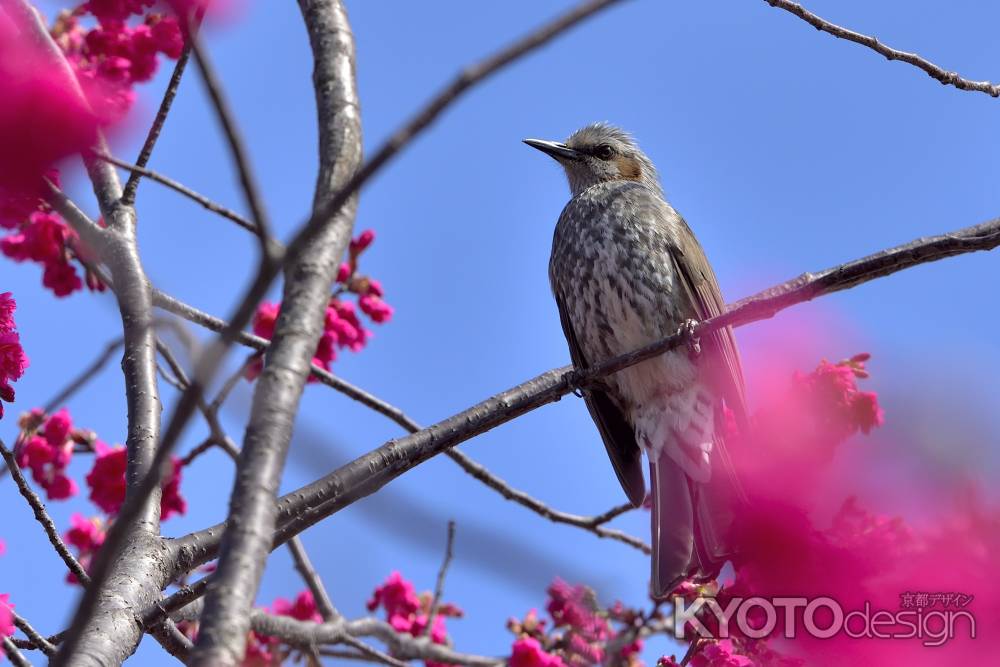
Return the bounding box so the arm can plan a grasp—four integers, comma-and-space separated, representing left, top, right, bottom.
525, 123, 747, 597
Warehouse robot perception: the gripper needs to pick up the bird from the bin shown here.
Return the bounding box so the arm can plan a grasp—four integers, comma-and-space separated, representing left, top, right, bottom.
525, 123, 748, 597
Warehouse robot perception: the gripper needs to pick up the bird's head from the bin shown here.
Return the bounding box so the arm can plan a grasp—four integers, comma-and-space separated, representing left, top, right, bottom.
524, 122, 662, 197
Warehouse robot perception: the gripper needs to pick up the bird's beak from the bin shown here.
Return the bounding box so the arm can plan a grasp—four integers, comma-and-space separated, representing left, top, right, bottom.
523, 138, 581, 162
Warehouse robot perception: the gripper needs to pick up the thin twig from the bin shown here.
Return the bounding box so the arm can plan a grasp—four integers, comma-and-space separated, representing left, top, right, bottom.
424, 521, 456, 638
0, 440, 91, 585
210, 354, 258, 412
42, 337, 124, 413
179, 437, 221, 467
765, 0, 1000, 97
447, 450, 650, 553
287, 537, 340, 621
186, 27, 273, 245
99, 153, 258, 233
680, 638, 702, 666
13, 613, 56, 656
122, 46, 193, 204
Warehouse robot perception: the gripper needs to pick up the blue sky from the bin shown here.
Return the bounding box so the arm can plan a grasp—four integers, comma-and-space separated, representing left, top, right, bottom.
3, 0, 1000, 663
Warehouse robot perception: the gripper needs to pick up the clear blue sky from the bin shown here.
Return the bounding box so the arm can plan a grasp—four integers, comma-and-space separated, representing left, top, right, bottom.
3, 1, 999, 663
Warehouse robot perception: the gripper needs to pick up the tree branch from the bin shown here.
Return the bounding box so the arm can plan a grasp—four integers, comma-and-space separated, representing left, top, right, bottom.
98, 153, 258, 234
424, 521, 456, 638
170, 215, 1000, 572
287, 537, 340, 621
13, 613, 56, 657
765, 0, 1000, 97
250, 612, 503, 667
0, 440, 90, 585
121, 46, 192, 205
186, 28, 273, 245
188, 2, 362, 662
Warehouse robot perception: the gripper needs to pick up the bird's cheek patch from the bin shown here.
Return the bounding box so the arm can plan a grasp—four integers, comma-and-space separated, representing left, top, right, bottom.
616, 156, 643, 180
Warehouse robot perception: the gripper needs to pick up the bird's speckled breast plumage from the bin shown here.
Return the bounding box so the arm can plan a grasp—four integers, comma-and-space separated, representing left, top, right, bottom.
549, 180, 700, 415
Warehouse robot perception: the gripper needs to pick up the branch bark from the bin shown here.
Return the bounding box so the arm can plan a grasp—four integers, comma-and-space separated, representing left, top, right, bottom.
169, 215, 1000, 573
188, 1, 362, 663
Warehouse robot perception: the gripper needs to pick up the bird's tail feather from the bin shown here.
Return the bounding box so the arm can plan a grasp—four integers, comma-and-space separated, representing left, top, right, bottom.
650, 436, 742, 598
649, 454, 694, 597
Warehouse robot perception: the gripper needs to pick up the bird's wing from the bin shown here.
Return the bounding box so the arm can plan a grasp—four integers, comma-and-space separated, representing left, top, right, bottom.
554, 292, 646, 508
667, 216, 749, 428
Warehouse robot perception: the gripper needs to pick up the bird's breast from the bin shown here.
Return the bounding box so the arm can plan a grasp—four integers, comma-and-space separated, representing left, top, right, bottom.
550, 183, 699, 408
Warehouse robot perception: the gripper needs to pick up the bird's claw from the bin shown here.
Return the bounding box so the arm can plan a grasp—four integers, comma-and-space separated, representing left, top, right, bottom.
679, 319, 701, 360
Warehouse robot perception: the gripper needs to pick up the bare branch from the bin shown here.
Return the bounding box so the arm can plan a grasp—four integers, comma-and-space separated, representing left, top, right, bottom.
13, 612, 56, 656
288, 537, 340, 621
765, 0, 1000, 97
424, 521, 456, 638
98, 153, 258, 234
446, 450, 650, 553
42, 337, 124, 413
122, 46, 192, 205
170, 215, 1000, 571
2, 637, 32, 667
186, 28, 274, 246
0, 439, 91, 585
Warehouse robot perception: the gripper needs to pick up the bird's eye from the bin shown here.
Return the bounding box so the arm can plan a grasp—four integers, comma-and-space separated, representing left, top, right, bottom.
594, 144, 614, 160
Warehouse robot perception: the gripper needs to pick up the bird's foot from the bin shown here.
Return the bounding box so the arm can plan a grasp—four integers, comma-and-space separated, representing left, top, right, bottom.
678, 319, 701, 360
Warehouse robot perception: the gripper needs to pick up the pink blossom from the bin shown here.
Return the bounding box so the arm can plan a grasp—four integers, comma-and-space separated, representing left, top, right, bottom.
336, 262, 351, 283
13, 408, 77, 499
63, 513, 106, 584
1, 210, 85, 297
65, 513, 106, 553
690, 640, 754, 667
272, 590, 321, 623
0, 17, 99, 207
84, 0, 155, 25
359, 293, 394, 323
242, 630, 279, 667
367, 571, 420, 618
349, 228, 375, 255
510, 637, 568, 667
367, 571, 458, 665
0, 593, 14, 639
86, 443, 186, 518
0, 295, 27, 418
86, 443, 127, 514
160, 457, 188, 520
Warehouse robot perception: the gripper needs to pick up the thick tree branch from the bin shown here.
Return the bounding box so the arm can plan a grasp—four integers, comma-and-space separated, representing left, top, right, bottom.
11, 8, 172, 659
250, 612, 503, 667
188, 2, 362, 663
170, 216, 1000, 571
765, 0, 1000, 97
